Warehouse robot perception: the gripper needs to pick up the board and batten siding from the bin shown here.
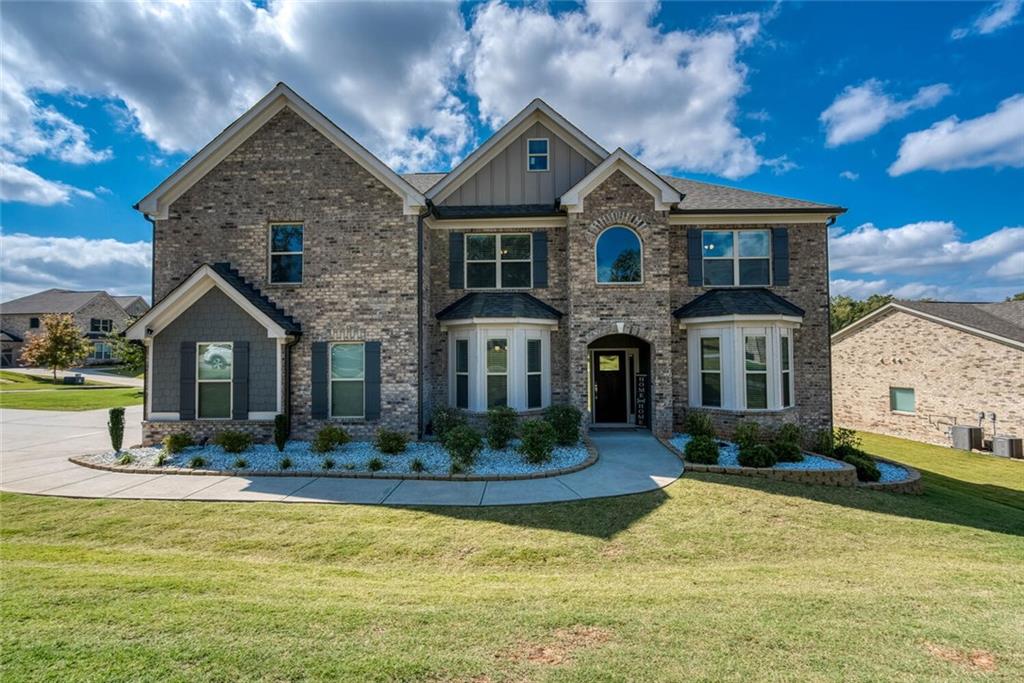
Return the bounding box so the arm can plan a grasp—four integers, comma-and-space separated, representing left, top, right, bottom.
150, 287, 278, 414
440, 122, 596, 206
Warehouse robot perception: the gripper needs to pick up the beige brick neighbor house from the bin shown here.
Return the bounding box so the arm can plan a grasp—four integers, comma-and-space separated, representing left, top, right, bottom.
126, 83, 845, 445
832, 300, 1024, 447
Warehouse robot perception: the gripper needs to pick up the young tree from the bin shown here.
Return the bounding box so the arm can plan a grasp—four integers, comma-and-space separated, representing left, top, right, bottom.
106, 331, 145, 375
20, 313, 92, 383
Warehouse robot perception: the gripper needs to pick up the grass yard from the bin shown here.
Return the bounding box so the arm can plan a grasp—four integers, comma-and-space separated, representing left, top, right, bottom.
2, 433, 1022, 682
0, 370, 142, 411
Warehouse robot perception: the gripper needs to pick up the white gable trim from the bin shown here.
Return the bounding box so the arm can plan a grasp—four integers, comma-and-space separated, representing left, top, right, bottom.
124, 265, 290, 340
831, 303, 1024, 350
426, 99, 609, 204
560, 149, 681, 214
136, 83, 426, 219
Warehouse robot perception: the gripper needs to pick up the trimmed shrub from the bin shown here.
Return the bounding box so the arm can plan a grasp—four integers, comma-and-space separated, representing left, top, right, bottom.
431, 405, 466, 441
188, 456, 207, 469
684, 411, 715, 439
322, 457, 335, 470
845, 452, 881, 482
163, 432, 192, 454
311, 425, 350, 453
116, 452, 133, 466
738, 443, 777, 468
771, 438, 804, 463
775, 423, 802, 447
279, 457, 292, 470
273, 414, 289, 452
233, 457, 248, 469
519, 420, 556, 465
813, 429, 835, 456
410, 458, 425, 473
733, 421, 761, 451
155, 452, 169, 467
375, 429, 408, 455
213, 429, 253, 454
545, 404, 582, 446
486, 406, 518, 449
367, 457, 384, 472
444, 424, 482, 471
685, 435, 720, 465
108, 407, 125, 452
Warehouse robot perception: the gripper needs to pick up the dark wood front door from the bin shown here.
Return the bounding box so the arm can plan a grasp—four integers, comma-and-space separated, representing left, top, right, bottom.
594, 351, 627, 423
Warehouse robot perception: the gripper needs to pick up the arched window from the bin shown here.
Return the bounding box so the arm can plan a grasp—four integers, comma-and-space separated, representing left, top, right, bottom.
595, 226, 643, 284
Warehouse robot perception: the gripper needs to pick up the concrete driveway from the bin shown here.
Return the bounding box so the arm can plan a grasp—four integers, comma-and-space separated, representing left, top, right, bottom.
0, 407, 682, 506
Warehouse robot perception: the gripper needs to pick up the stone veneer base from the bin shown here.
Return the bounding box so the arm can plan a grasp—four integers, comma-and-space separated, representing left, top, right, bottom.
69, 436, 599, 483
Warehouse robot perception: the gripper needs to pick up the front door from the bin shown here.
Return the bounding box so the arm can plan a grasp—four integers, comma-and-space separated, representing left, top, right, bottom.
593, 351, 628, 423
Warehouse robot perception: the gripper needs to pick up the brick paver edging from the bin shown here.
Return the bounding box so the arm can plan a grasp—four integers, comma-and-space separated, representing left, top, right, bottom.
657, 436, 859, 488
68, 436, 599, 482
856, 455, 924, 494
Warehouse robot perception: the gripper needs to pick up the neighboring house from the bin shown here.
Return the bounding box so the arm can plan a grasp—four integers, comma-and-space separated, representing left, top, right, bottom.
126, 82, 844, 446
0, 289, 149, 366
832, 300, 1024, 447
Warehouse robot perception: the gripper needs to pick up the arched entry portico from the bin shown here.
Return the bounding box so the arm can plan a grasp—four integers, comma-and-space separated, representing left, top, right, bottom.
587, 333, 652, 428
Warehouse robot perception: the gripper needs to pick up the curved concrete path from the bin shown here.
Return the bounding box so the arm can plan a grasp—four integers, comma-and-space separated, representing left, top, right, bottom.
0, 407, 682, 506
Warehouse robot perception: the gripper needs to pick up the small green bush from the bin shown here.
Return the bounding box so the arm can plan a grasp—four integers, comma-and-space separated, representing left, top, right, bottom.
738, 443, 777, 468
213, 429, 253, 454
116, 452, 133, 466
775, 423, 802, 447
771, 438, 804, 463
833, 427, 861, 455
845, 452, 881, 482
685, 435, 720, 465
311, 425, 350, 453
733, 421, 761, 451
431, 405, 466, 441
108, 407, 125, 452
486, 406, 519, 449
322, 457, 335, 470
375, 429, 408, 454
444, 424, 482, 471
684, 411, 716, 439
163, 432, 192, 454
367, 457, 384, 472
155, 452, 169, 467
279, 457, 292, 470
813, 429, 834, 456
410, 458, 425, 473
233, 457, 248, 469
519, 420, 556, 464
545, 404, 582, 446
273, 414, 289, 452
188, 456, 207, 469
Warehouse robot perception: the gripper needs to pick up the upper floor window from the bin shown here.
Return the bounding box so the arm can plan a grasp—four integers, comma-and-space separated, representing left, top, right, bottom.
90, 318, 113, 334
330, 342, 364, 418
702, 229, 771, 286
595, 226, 643, 284
197, 342, 233, 419
527, 138, 549, 171
466, 234, 532, 289
29, 317, 40, 329
269, 223, 303, 284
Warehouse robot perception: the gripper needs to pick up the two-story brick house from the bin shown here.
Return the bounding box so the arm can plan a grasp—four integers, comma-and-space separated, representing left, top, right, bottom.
126, 83, 844, 445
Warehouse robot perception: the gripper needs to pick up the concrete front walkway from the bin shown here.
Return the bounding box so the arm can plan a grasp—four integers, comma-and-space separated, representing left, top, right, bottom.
1, 408, 682, 506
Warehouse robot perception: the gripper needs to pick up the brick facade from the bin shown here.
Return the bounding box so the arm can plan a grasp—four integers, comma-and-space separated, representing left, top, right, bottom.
832, 309, 1023, 446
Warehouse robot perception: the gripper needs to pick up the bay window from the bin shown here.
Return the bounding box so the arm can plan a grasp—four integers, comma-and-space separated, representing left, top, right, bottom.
699, 337, 722, 408
526, 339, 543, 409
486, 337, 508, 408
688, 324, 796, 411
465, 234, 532, 289
455, 339, 469, 409
743, 335, 768, 409
447, 326, 551, 412
702, 229, 771, 286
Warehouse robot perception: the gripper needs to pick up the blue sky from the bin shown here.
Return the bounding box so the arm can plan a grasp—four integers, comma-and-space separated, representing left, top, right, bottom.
1, 0, 1022, 302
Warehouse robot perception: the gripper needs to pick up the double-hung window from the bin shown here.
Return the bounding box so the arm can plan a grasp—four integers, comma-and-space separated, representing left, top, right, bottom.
699, 337, 722, 408
744, 334, 769, 409
455, 339, 470, 409
269, 223, 303, 284
90, 318, 113, 334
526, 338, 543, 409
486, 337, 508, 408
780, 333, 793, 408
91, 342, 113, 361
702, 230, 771, 286
465, 234, 532, 289
527, 138, 549, 171
197, 342, 233, 419
330, 343, 364, 418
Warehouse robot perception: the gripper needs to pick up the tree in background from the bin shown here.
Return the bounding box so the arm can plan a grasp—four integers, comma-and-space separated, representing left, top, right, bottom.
1006, 292, 1024, 302
609, 249, 642, 282
20, 314, 92, 383
106, 327, 145, 375
830, 294, 895, 333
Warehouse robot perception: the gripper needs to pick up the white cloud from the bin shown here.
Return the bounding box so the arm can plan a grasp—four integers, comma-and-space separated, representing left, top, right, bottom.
746, 110, 772, 122
0, 162, 95, 205
888, 94, 1024, 175
0, 232, 152, 302
466, 0, 772, 178
839, 170, 859, 181
952, 0, 1021, 39
820, 79, 952, 146
830, 278, 890, 298
987, 251, 1024, 280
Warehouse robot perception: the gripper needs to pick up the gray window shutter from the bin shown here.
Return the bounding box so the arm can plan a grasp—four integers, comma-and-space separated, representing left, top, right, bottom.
364, 341, 381, 421
449, 232, 464, 288
179, 341, 196, 420
311, 342, 328, 420
772, 227, 790, 286
687, 228, 703, 286
532, 231, 548, 288
232, 341, 249, 420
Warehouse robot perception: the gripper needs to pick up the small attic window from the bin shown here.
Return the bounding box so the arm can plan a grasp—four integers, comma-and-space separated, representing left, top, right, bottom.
527, 138, 549, 171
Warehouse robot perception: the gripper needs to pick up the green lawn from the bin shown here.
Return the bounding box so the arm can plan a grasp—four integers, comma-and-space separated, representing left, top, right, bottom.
0, 370, 142, 411
2, 433, 1022, 681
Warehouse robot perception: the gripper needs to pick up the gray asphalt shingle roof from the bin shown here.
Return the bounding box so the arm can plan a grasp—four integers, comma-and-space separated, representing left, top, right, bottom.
1, 330, 23, 342
0, 289, 106, 315
113, 295, 148, 309
673, 288, 805, 319
895, 300, 1024, 344
436, 292, 563, 321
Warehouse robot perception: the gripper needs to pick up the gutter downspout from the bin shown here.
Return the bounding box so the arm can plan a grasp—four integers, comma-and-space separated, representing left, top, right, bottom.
284, 335, 299, 429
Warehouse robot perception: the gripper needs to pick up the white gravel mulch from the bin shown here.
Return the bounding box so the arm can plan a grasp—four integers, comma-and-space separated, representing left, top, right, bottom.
669, 433, 846, 471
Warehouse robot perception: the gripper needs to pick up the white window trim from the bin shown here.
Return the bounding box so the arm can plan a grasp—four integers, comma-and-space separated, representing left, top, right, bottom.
698, 336, 723, 409
485, 334, 509, 409
464, 233, 533, 290
329, 341, 366, 419
594, 225, 644, 286
688, 323, 797, 412
702, 229, 772, 288
91, 341, 113, 361
742, 332, 769, 410
196, 341, 233, 420
454, 338, 470, 410
90, 318, 113, 334
889, 386, 916, 415
526, 137, 549, 172
268, 222, 304, 285
780, 333, 794, 408
447, 324, 551, 412
526, 337, 543, 410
